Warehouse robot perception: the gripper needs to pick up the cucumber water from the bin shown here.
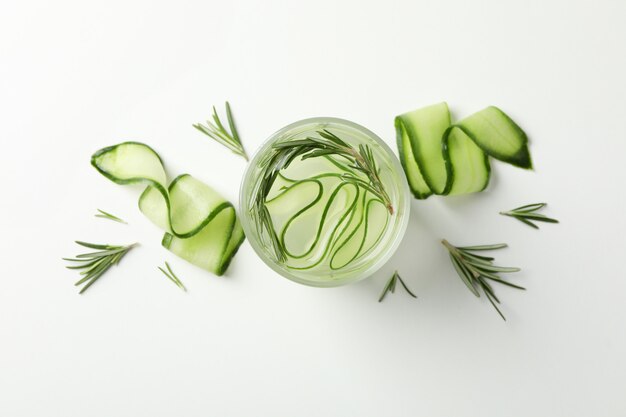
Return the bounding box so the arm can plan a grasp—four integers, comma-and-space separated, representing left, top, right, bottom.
240, 118, 410, 287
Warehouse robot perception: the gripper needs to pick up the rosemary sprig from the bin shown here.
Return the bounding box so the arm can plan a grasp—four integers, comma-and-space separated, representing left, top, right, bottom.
63, 241, 137, 294
500, 203, 559, 229
251, 129, 394, 262
193, 101, 248, 160
95, 208, 127, 224
441, 239, 523, 320
158, 261, 186, 291
378, 271, 417, 302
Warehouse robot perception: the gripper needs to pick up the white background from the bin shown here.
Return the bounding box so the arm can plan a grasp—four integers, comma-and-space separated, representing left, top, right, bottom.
1, 0, 625, 416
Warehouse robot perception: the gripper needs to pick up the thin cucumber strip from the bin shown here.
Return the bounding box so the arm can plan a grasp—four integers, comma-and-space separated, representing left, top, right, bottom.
329, 196, 387, 271
302, 185, 362, 270
443, 127, 491, 195
92, 142, 167, 186
265, 167, 388, 272
162, 206, 243, 275
395, 103, 532, 199
265, 180, 324, 256
279, 181, 356, 259
266, 179, 323, 206
347, 198, 389, 267
457, 106, 532, 169
327, 188, 366, 255
283, 183, 361, 270
92, 142, 244, 276
395, 117, 432, 199
396, 102, 450, 194
329, 191, 370, 270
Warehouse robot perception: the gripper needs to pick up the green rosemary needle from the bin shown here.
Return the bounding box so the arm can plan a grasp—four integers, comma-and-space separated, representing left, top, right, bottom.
95, 208, 127, 224
251, 129, 394, 262
63, 241, 137, 294
158, 261, 186, 291
500, 203, 559, 229
441, 239, 523, 320
378, 271, 417, 302
193, 101, 248, 160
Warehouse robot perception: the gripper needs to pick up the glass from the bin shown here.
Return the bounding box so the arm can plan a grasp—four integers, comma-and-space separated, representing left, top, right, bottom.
239, 117, 410, 287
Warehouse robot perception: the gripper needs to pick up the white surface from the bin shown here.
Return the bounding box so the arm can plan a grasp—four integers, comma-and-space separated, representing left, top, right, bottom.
1, 0, 625, 416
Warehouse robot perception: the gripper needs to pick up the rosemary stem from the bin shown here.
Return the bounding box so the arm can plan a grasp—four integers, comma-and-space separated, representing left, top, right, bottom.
441, 239, 456, 254
348, 147, 393, 214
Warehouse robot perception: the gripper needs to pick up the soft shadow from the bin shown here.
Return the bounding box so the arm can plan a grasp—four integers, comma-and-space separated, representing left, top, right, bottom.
355, 198, 453, 297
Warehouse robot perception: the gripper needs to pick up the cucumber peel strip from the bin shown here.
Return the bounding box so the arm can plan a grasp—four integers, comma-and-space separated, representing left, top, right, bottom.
396, 103, 532, 198
267, 171, 388, 271
91, 141, 244, 275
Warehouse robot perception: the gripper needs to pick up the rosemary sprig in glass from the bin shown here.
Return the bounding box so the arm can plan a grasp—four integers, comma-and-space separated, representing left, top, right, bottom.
95, 208, 127, 224
250, 129, 393, 262
193, 101, 248, 160
500, 203, 558, 229
379, 271, 417, 302
158, 261, 186, 291
441, 239, 523, 320
63, 241, 137, 294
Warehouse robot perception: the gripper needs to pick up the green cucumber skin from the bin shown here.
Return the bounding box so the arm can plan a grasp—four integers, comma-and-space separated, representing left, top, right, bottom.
161, 222, 245, 276
138, 174, 234, 239
440, 125, 492, 195
92, 141, 244, 276
280, 181, 357, 260
459, 106, 533, 170
401, 102, 451, 195
215, 232, 245, 276
395, 104, 531, 199
290, 183, 361, 270
92, 141, 173, 232
266, 169, 389, 272
276, 179, 324, 259
394, 117, 432, 199
329, 197, 388, 271
91, 141, 167, 187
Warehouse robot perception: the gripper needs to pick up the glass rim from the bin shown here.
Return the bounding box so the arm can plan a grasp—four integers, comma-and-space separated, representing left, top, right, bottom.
239, 116, 411, 287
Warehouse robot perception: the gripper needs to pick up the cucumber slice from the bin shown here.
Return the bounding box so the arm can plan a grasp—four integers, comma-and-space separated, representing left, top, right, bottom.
261, 170, 388, 272
395, 117, 432, 199
443, 127, 491, 195
162, 207, 242, 276
396, 102, 451, 194
92, 142, 167, 186
92, 142, 244, 276
395, 104, 531, 199
457, 106, 532, 169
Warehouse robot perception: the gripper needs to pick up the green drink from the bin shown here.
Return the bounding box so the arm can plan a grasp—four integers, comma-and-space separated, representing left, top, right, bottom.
240, 118, 409, 287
